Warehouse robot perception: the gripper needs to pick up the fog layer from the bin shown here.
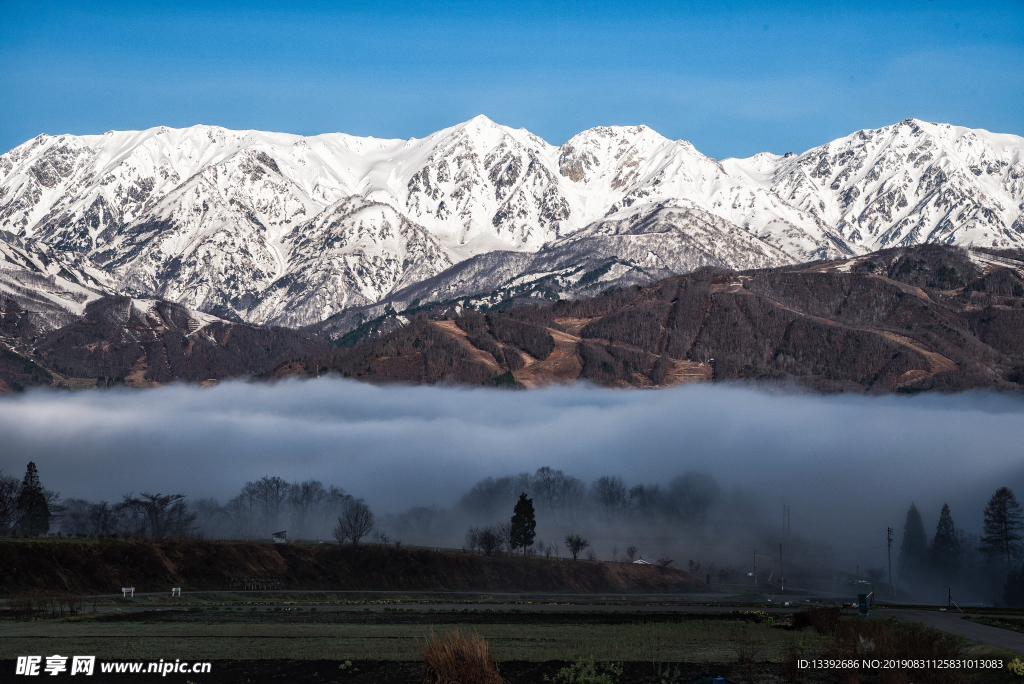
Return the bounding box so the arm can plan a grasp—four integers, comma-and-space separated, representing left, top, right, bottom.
1, 379, 1022, 550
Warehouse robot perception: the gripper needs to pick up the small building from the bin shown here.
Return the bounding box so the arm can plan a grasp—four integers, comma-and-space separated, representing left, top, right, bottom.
271, 531, 287, 544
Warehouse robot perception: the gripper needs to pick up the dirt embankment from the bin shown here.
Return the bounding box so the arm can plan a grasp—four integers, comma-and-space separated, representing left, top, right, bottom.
0, 540, 706, 596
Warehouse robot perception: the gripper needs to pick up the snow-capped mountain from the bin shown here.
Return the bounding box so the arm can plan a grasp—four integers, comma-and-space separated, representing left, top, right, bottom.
724, 119, 1024, 251
0, 116, 1021, 328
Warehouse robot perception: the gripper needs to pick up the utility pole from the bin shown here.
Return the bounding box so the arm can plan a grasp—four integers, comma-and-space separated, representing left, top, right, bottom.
753, 550, 757, 588
887, 527, 894, 598
780, 542, 784, 594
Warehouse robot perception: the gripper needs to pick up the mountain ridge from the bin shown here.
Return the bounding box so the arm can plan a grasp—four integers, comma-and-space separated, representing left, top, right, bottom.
2, 117, 1022, 333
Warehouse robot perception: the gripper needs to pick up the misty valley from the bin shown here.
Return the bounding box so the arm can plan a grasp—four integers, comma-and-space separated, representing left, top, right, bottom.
4, 380, 1024, 682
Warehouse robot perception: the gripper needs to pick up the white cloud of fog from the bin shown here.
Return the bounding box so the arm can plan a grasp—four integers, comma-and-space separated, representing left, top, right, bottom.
1, 378, 1022, 559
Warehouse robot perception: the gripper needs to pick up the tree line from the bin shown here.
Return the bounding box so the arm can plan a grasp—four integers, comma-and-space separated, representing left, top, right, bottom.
0, 464, 377, 544
894, 488, 1024, 605
457, 467, 722, 525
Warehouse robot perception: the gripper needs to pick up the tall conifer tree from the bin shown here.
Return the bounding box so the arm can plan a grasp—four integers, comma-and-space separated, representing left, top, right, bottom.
509, 492, 536, 555
15, 462, 50, 536
981, 487, 1024, 568
898, 502, 928, 579
931, 503, 960, 582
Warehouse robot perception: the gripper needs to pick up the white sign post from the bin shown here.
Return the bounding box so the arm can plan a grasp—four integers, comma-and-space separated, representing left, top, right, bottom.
171, 588, 181, 597
121, 587, 134, 598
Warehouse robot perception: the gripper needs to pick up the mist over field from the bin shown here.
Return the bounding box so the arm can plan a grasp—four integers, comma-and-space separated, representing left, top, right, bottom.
1, 378, 1023, 585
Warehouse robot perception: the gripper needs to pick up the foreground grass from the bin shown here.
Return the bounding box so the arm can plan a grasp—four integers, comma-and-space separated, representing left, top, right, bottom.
0, 614, 826, 663
966, 616, 1024, 635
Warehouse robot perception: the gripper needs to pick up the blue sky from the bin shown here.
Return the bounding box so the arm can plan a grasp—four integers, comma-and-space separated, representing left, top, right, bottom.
1, 0, 1021, 159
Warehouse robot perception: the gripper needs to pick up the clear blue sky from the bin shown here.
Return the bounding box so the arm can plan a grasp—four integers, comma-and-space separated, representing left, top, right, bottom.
1, 0, 1021, 159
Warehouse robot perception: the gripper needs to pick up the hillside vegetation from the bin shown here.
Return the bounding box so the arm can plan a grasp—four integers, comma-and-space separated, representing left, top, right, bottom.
273, 244, 1024, 393
0, 539, 705, 596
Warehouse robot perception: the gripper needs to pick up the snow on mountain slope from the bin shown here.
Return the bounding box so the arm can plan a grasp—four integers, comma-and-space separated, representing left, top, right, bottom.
725, 119, 1024, 252
1, 117, 1022, 328
365, 200, 796, 319
247, 196, 454, 327
557, 125, 848, 262
0, 232, 110, 334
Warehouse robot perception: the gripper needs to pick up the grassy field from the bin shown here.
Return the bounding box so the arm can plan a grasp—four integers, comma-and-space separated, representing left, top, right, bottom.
0, 615, 825, 662
2, 597, 1018, 684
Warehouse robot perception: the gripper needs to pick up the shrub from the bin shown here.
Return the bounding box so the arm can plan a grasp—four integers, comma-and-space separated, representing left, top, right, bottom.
545, 656, 622, 683
827, 616, 964, 684
793, 606, 841, 635
420, 630, 503, 684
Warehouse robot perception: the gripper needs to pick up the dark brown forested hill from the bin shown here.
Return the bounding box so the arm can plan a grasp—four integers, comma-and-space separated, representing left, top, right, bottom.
270, 244, 1024, 393
6, 245, 1024, 394
0, 297, 328, 393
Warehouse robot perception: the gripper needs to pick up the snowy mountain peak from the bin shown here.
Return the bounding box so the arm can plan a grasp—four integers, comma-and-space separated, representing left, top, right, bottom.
2, 117, 1022, 328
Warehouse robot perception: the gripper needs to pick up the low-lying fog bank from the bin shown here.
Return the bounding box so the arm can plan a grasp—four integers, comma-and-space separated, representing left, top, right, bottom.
2, 378, 1023, 603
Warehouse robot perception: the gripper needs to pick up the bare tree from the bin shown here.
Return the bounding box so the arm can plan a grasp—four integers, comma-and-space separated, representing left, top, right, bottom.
247, 476, 290, 536
478, 527, 500, 556
60, 498, 93, 536
656, 555, 675, 568
464, 526, 481, 552
627, 485, 660, 519
560, 477, 588, 524
323, 485, 354, 534
667, 472, 721, 522
87, 502, 119, 537
591, 476, 628, 521
225, 491, 257, 539
718, 567, 736, 585
564, 533, 590, 560
333, 500, 374, 545
611, 545, 619, 562
496, 521, 511, 553
288, 479, 327, 538
625, 545, 638, 563
118, 493, 196, 538
0, 471, 19, 535
190, 498, 229, 539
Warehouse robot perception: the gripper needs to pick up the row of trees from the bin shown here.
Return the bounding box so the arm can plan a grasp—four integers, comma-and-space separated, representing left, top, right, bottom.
1, 463, 199, 539
896, 488, 1024, 602
458, 467, 721, 525
1, 465, 375, 543
208, 476, 357, 540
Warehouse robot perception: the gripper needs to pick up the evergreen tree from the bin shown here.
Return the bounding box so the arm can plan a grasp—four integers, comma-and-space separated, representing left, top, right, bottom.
15, 462, 50, 536
981, 487, 1024, 568
898, 502, 928, 579
931, 503, 961, 582
509, 492, 536, 555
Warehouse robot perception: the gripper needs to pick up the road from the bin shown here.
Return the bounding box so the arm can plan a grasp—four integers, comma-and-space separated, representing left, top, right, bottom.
878, 609, 1024, 656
